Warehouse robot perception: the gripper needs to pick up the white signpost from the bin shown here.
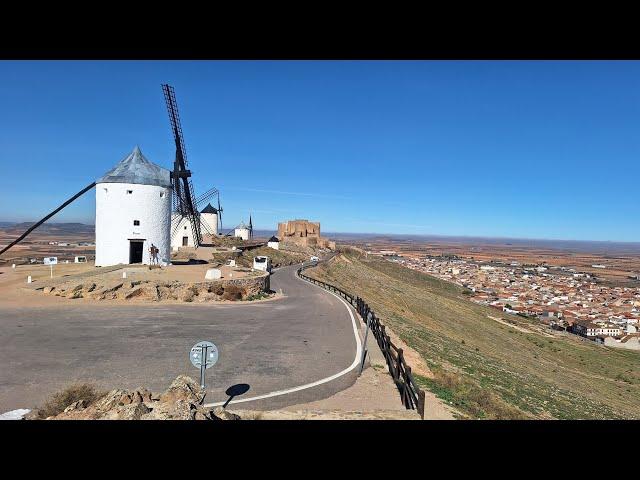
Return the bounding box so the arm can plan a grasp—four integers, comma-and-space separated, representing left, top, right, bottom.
190, 340, 219, 389
43, 257, 57, 278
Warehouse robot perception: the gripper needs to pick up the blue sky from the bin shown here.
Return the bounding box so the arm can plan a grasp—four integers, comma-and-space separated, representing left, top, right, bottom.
0, 60, 638, 241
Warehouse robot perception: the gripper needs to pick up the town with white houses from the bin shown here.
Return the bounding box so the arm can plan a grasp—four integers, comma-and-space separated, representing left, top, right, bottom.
381, 253, 640, 350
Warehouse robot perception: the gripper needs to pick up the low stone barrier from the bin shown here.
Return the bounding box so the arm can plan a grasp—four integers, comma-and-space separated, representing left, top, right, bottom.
40, 270, 270, 303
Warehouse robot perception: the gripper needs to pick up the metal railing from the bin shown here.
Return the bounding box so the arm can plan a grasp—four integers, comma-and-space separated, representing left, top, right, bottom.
297, 261, 426, 419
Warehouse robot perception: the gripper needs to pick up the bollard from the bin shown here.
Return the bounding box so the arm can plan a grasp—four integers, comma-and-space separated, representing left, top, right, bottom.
27, 275, 32, 283
12, 264, 16, 269
122, 271, 127, 279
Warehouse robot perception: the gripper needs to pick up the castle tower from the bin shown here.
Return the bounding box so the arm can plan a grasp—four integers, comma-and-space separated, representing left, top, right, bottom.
95, 146, 172, 267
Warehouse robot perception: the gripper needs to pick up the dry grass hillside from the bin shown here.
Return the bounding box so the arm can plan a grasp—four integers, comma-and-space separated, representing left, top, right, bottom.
305, 253, 640, 419
235, 247, 309, 269
204, 246, 309, 269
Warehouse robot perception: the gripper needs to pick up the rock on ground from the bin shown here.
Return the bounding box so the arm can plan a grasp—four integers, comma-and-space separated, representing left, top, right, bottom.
44, 376, 241, 421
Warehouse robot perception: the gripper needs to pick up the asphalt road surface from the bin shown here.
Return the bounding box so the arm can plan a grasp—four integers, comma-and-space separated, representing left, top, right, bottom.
0, 264, 360, 413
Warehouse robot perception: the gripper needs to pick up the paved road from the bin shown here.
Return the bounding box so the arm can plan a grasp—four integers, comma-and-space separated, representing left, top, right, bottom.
0, 265, 359, 412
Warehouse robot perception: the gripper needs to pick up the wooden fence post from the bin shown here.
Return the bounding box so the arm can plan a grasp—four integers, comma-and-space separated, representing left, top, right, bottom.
397, 349, 405, 406
417, 390, 426, 420
405, 365, 414, 409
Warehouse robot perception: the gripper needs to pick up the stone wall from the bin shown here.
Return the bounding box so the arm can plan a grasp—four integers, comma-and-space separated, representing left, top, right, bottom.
214, 271, 270, 296
41, 270, 270, 303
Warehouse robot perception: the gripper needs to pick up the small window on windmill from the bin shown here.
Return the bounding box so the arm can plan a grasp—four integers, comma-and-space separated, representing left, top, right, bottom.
103, 188, 108, 194
133, 220, 140, 226
127, 190, 133, 195
160, 192, 164, 198
184, 226, 187, 230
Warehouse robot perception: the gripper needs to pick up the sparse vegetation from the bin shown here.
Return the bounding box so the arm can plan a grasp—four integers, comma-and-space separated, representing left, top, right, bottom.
246, 292, 271, 301
415, 370, 529, 419
36, 383, 105, 419
305, 253, 640, 419
206, 235, 246, 248
235, 246, 308, 269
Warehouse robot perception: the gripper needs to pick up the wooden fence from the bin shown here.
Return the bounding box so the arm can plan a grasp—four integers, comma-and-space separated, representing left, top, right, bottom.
297, 262, 426, 419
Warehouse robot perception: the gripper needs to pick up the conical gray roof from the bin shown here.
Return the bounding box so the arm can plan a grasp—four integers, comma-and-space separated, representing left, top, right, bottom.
201, 203, 218, 214
97, 146, 172, 188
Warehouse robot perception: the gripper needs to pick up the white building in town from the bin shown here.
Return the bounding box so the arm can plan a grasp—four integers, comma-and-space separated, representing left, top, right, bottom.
170, 203, 218, 250
95, 146, 172, 267
267, 236, 280, 250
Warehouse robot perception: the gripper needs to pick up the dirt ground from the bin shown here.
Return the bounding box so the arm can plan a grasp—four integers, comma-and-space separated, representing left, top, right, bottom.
0, 261, 268, 308
94, 262, 257, 284
0, 262, 96, 307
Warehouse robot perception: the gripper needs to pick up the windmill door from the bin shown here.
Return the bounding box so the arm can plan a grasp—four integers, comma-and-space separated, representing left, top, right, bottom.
129, 240, 144, 264
182, 236, 189, 246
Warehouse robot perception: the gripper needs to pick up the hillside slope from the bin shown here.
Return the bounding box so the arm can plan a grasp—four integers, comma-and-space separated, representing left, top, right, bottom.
306, 253, 640, 419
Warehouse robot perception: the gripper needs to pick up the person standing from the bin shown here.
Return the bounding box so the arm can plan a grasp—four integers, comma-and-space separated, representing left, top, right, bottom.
150, 243, 157, 265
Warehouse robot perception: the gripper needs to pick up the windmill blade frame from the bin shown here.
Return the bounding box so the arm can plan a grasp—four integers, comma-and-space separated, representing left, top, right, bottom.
194, 187, 219, 208
162, 83, 202, 247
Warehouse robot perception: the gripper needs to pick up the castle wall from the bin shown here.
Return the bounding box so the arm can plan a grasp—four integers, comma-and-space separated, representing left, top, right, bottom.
277, 219, 333, 250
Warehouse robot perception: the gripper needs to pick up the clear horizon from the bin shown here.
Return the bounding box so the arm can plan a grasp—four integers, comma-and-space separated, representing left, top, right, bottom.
1, 61, 639, 242
4, 220, 640, 246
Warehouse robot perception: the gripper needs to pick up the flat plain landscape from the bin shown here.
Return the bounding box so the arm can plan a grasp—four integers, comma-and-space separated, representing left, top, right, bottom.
0, 223, 95, 266
339, 234, 640, 287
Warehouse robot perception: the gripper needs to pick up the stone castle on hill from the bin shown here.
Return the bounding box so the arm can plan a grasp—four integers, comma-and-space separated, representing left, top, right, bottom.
277, 219, 335, 250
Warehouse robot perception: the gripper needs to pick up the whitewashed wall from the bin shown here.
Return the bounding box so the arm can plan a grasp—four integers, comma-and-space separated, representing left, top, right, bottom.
95, 182, 172, 266
200, 212, 218, 236
171, 215, 195, 250
171, 213, 218, 250
235, 227, 249, 241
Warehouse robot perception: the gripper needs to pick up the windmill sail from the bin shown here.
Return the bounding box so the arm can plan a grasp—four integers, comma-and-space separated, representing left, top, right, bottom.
162, 84, 202, 247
